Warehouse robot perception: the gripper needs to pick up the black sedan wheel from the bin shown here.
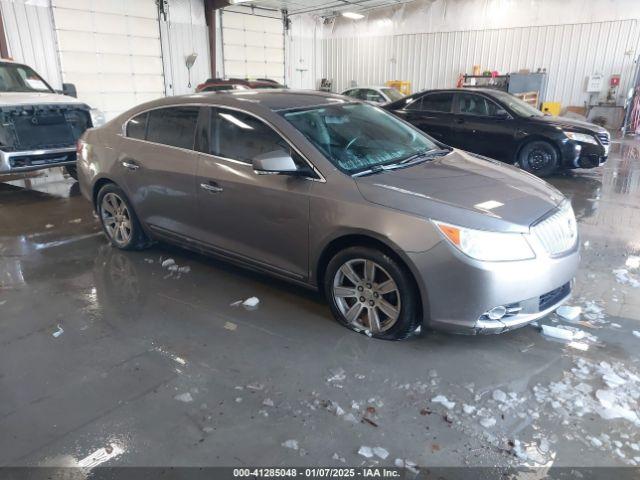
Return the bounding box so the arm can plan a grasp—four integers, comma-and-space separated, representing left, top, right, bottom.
519, 140, 559, 177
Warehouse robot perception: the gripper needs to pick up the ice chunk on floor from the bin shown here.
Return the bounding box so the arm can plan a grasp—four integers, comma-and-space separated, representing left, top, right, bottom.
431, 395, 455, 409
463, 404, 476, 414
358, 446, 374, 458
174, 392, 193, 403
242, 296, 260, 308
161, 259, 175, 268
492, 389, 507, 403
327, 367, 346, 383
394, 459, 418, 473
480, 417, 496, 428
52, 324, 64, 338
613, 268, 640, 287
262, 398, 274, 407
541, 324, 575, 341
373, 447, 389, 460
626, 256, 640, 269
556, 305, 581, 321
282, 440, 299, 450
595, 389, 640, 424
633, 331, 640, 339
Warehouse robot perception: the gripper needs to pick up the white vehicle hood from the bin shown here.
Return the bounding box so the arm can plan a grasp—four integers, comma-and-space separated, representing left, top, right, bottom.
0, 92, 88, 107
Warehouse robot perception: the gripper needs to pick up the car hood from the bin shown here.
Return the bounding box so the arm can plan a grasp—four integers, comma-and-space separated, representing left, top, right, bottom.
354, 150, 566, 232
528, 115, 606, 134
0, 91, 88, 107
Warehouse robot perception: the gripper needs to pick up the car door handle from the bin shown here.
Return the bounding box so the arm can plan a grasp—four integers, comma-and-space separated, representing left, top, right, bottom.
200, 181, 223, 193
121, 160, 139, 171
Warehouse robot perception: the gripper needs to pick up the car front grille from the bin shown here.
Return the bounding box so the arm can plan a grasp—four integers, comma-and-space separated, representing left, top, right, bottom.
532, 202, 578, 256
539, 282, 571, 310
596, 132, 610, 146
0, 104, 90, 152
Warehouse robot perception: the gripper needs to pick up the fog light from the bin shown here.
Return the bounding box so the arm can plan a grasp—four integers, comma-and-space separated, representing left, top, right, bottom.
487, 305, 507, 320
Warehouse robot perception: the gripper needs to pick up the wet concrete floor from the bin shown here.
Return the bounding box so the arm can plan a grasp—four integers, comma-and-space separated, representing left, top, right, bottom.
1, 139, 640, 471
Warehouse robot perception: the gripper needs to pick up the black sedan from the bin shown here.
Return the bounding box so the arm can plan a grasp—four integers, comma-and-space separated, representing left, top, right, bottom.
384, 88, 610, 176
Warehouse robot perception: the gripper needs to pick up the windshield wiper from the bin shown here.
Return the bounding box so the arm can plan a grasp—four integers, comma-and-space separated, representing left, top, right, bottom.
351, 148, 451, 178
352, 164, 389, 177
397, 148, 451, 165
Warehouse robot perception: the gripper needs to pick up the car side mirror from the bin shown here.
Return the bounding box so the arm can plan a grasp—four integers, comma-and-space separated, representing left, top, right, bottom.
62, 83, 77, 97
252, 149, 300, 175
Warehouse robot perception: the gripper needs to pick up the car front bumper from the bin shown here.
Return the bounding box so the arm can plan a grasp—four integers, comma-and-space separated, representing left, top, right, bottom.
560, 138, 608, 169
408, 240, 579, 334
0, 147, 77, 174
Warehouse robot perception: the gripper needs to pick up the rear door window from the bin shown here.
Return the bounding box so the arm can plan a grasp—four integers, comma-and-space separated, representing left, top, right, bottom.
126, 112, 148, 140
146, 106, 200, 149
456, 93, 501, 116
420, 93, 454, 113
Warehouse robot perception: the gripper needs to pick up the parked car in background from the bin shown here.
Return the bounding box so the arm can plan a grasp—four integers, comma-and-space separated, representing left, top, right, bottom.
77, 90, 578, 340
385, 88, 610, 177
196, 78, 285, 93
341, 86, 405, 104
0, 59, 102, 180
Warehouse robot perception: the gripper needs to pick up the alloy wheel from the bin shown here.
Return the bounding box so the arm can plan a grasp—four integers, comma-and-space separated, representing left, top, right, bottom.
101, 192, 132, 247
332, 258, 401, 333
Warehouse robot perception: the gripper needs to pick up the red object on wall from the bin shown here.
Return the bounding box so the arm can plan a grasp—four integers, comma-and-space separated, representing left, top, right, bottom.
610, 75, 621, 87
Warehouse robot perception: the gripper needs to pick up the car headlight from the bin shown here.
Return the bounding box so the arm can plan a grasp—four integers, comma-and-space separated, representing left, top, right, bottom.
90, 108, 106, 127
564, 131, 597, 144
433, 221, 535, 261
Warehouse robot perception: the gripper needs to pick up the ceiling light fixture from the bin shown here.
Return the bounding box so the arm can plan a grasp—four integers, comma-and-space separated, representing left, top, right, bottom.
342, 11, 364, 20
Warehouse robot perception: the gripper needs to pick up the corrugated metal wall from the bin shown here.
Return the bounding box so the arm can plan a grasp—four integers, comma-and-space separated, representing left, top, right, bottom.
0, 0, 62, 89
318, 19, 640, 107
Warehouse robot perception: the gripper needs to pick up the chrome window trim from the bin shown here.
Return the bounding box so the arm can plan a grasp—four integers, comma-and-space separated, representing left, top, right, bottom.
120, 103, 326, 183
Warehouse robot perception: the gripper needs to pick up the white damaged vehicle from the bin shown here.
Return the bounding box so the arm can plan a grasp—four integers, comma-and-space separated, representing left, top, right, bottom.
0, 59, 103, 180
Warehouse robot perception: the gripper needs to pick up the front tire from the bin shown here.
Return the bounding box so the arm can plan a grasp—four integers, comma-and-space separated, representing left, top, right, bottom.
97, 183, 150, 250
324, 246, 420, 340
518, 140, 559, 177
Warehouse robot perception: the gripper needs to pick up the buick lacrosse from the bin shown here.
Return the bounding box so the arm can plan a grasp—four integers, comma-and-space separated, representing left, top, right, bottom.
77, 90, 578, 340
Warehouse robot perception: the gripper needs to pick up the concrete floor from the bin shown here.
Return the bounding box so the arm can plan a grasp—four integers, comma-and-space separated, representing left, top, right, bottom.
1, 139, 640, 472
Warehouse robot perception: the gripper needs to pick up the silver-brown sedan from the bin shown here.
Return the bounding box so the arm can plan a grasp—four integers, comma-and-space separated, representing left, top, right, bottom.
77, 90, 579, 340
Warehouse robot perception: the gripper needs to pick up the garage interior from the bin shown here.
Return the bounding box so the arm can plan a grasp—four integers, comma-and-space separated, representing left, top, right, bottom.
2, 0, 640, 474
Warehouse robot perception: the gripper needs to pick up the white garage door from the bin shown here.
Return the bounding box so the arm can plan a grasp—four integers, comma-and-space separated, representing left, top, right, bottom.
52, 0, 165, 120
221, 6, 284, 84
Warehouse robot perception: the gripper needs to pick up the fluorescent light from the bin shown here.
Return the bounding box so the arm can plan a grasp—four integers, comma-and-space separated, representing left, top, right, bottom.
220, 112, 254, 130
342, 11, 364, 20
229, 0, 252, 4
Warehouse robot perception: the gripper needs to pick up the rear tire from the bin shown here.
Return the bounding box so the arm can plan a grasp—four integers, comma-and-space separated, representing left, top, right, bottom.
64, 165, 78, 180
518, 140, 559, 177
324, 246, 420, 340
97, 183, 150, 250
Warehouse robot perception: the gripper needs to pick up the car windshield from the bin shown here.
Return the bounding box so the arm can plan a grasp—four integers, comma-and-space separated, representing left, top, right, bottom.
0, 63, 52, 93
282, 102, 438, 174
490, 90, 543, 117
381, 88, 404, 102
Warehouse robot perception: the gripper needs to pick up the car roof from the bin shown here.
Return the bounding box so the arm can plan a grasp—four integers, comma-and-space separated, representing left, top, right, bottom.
343, 86, 390, 91
140, 89, 349, 112
417, 88, 504, 95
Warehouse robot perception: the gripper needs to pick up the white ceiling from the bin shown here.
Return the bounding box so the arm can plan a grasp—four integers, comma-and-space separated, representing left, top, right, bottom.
233, 0, 416, 17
